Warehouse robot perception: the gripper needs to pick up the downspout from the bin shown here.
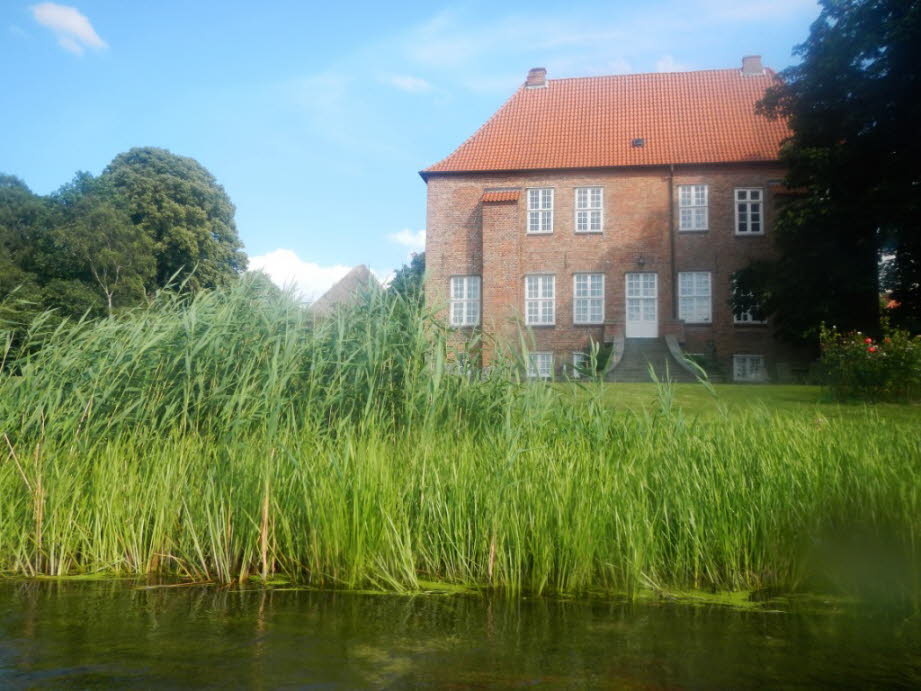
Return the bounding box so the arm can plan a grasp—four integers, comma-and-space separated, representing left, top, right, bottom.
668, 164, 676, 319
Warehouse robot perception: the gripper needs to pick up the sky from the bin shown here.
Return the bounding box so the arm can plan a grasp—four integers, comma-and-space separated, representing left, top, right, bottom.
1, 0, 821, 300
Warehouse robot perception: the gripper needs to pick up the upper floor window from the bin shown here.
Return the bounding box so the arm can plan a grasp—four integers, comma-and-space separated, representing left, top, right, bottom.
678, 271, 712, 323
527, 188, 554, 233
449, 276, 481, 327
735, 188, 764, 235
575, 187, 603, 232
573, 273, 604, 324
678, 184, 708, 231
525, 274, 555, 325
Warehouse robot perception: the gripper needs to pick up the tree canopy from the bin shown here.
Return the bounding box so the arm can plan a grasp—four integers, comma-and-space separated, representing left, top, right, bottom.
102, 147, 246, 290
735, 0, 921, 341
0, 148, 247, 330
388, 251, 425, 304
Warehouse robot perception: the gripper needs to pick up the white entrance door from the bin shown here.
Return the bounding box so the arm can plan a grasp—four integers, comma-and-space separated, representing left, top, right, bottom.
625, 273, 658, 338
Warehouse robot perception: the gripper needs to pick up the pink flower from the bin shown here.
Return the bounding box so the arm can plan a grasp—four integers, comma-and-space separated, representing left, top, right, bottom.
868, 346, 878, 353
864, 337, 873, 344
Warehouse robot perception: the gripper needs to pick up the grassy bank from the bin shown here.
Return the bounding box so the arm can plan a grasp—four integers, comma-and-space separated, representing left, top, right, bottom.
1, 280, 919, 602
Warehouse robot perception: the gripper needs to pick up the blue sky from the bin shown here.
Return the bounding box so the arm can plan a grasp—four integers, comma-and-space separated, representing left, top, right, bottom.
2, 0, 820, 298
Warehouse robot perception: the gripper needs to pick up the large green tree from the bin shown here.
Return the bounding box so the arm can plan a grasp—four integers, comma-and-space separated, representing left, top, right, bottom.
735, 0, 921, 340
101, 147, 247, 290
44, 174, 156, 316
388, 251, 425, 304
1, 148, 247, 332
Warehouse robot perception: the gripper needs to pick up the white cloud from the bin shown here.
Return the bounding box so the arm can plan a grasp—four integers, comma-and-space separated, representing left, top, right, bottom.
383, 74, 433, 93
30, 2, 106, 55
249, 249, 353, 302
655, 54, 690, 73
387, 229, 426, 253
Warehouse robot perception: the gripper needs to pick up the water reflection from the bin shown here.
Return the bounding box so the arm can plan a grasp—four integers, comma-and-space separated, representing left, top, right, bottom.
0, 581, 918, 688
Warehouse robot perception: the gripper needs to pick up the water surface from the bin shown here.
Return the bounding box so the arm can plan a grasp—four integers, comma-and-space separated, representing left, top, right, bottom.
0, 581, 918, 688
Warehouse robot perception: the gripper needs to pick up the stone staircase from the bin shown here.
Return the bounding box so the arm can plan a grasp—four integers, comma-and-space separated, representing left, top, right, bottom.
610, 338, 701, 383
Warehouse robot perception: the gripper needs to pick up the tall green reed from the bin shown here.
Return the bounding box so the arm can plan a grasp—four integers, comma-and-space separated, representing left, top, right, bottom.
0, 278, 918, 603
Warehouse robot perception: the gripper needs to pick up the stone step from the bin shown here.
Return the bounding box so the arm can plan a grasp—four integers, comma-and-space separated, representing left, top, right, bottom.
610, 338, 708, 383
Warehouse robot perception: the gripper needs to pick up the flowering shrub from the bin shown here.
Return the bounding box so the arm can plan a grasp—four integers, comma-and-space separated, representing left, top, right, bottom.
820, 323, 921, 400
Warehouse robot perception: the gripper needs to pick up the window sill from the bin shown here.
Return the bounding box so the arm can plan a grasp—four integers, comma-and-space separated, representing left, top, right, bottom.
526, 323, 556, 328
526, 231, 553, 236
574, 230, 603, 235
733, 321, 768, 327
678, 228, 709, 233
573, 322, 604, 327
684, 321, 713, 326
734, 232, 766, 237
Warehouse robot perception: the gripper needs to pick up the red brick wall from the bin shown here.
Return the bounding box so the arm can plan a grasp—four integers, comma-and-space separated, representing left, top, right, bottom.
425, 164, 803, 379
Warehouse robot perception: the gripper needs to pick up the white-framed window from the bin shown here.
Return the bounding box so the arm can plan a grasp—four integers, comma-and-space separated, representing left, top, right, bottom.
678, 272, 712, 323
571, 351, 589, 378
449, 276, 481, 326
525, 274, 555, 325
735, 188, 764, 235
573, 273, 604, 324
575, 187, 603, 232
733, 354, 767, 382
678, 184, 708, 231
527, 351, 553, 379
731, 279, 767, 324
527, 188, 554, 233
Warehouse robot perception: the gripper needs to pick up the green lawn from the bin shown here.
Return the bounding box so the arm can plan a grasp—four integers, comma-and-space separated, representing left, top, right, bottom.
560, 383, 921, 425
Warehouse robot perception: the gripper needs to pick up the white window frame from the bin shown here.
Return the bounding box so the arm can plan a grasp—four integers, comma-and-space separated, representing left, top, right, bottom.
525, 274, 555, 326
735, 188, 764, 235
731, 279, 767, 324
527, 352, 553, 379
678, 184, 708, 231
449, 276, 481, 327
733, 354, 767, 382
572, 273, 604, 325
678, 271, 712, 324
574, 187, 603, 233
571, 351, 590, 379
527, 188, 554, 234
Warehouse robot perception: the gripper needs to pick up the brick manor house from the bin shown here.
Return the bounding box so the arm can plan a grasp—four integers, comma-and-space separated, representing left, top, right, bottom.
421, 56, 802, 382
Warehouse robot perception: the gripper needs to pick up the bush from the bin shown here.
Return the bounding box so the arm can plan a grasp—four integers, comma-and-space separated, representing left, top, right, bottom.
819, 323, 921, 400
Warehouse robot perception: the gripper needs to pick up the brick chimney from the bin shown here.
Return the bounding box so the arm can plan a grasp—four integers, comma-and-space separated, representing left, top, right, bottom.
525, 67, 547, 88
741, 55, 764, 76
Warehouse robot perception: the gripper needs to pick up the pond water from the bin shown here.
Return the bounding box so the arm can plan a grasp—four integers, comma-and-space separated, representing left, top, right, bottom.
0, 581, 918, 689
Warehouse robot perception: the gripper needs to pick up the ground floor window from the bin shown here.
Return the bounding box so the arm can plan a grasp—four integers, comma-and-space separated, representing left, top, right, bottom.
678, 271, 711, 323
449, 275, 481, 326
525, 274, 555, 325
733, 354, 766, 382
527, 352, 553, 379
571, 351, 589, 378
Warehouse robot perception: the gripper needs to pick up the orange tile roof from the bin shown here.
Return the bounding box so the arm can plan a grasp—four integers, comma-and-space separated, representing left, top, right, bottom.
481, 190, 520, 203
423, 68, 789, 175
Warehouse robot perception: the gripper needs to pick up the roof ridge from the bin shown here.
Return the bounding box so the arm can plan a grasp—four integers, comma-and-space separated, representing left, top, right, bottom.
547, 67, 746, 81
420, 64, 787, 176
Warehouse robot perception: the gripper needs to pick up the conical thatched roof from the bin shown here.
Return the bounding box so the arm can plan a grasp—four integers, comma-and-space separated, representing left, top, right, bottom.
309, 265, 379, 316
